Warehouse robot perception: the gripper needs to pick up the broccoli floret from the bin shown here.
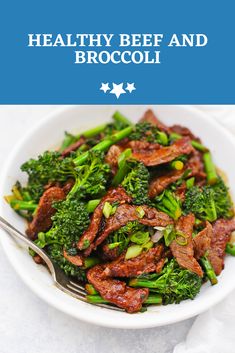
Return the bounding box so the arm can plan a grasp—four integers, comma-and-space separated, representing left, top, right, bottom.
152, 189, 182, 220
184, 186, 203, 215
21, 151, 75, 202
71, 150, 110, 199
129, 122, 168, 145
35, 198, 90, 278
47, 243, 86, 281
211, 178, 233, 218
122, 161, 150, 205
103, 122, 129, 135
51, 199, 90, 248
59, 117, 130, 152
183, 186, 216, 222
183, 178, 233, 221
35, 199, 90, 250
129, 259, 202, 304
8, 126, 132, 209
20, 150, 110, 202
129, 122, 153, 140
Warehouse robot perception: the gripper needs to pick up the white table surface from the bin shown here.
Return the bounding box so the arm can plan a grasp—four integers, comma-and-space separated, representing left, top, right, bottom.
0, 105, 234, 353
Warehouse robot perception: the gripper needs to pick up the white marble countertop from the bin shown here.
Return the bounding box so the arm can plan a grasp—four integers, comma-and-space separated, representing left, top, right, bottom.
0, 106, 234, 353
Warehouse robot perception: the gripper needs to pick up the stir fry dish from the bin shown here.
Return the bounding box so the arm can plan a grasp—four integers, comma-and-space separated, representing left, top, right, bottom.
5, 110, 235, 313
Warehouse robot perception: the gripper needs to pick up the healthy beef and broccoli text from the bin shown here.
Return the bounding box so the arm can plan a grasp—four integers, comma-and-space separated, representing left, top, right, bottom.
5, 110, 235, 313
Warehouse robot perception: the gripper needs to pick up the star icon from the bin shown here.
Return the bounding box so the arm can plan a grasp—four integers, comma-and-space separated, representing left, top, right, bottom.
110, 83, 126, 99
126, 82, 136, 93
100, 83, 110, 93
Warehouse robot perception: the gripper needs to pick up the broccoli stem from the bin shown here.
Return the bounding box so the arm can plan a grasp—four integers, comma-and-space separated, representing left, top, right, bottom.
60, 124, 108, 151
112, 165, 130, 186
169, 133, 208, 152
112, 111, 133, 126
86, 199, 101, 213
86, 295, 108, 303
22, 191, 32, 201
16, 210, 33, 220
156, 190, 182, 220
144, 294, 162, 305
203, 152, 218, 185
82, 124, 108, 138
12, 185, 23, 200
59, 134, 76, 152
169, 132, 182, 141
86, 294, 162, 305
9, 199, 37, 212
226, 243, 235, 256
162, 197, 176, 213
85, 284, 98, 295
129, 277, 158, 289
73, 126, 133, 166
200, 256, 218, 285
112, 148, 132, 186
191, 140, 208, 152
4, 195, 14, 204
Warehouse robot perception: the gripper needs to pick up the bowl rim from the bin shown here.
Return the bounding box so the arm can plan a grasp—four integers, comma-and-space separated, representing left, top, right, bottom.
1, 105, 235, 329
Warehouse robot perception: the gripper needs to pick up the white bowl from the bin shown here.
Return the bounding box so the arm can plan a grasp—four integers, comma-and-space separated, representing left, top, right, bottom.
1, 105, 235, 329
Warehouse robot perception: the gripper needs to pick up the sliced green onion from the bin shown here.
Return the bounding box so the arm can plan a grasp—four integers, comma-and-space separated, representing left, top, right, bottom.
142, 240, 154, 250
186, 177, 195, 189
102, 202, 117, 218
136, 206, 145, 218
83, 257, 100, 269
171, 160, 184, 171
103, 202, 113, 218
108, 242, 122, 250
125, 244, 143, 260
163, 224, 175, 246
86, 199, 100, 213
156, 131, 168, 146
154, 226, 166, 231
175, 231, 188, 246
130, 231, 150, 245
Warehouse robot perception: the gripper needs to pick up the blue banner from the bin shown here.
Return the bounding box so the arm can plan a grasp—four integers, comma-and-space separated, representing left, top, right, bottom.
0, 0, 234, 104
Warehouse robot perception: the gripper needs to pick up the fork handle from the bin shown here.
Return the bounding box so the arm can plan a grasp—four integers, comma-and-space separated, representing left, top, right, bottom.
0, 215, 55, 275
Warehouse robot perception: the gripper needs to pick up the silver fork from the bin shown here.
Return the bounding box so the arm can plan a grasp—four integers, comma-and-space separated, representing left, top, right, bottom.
0, 216, 122, 312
